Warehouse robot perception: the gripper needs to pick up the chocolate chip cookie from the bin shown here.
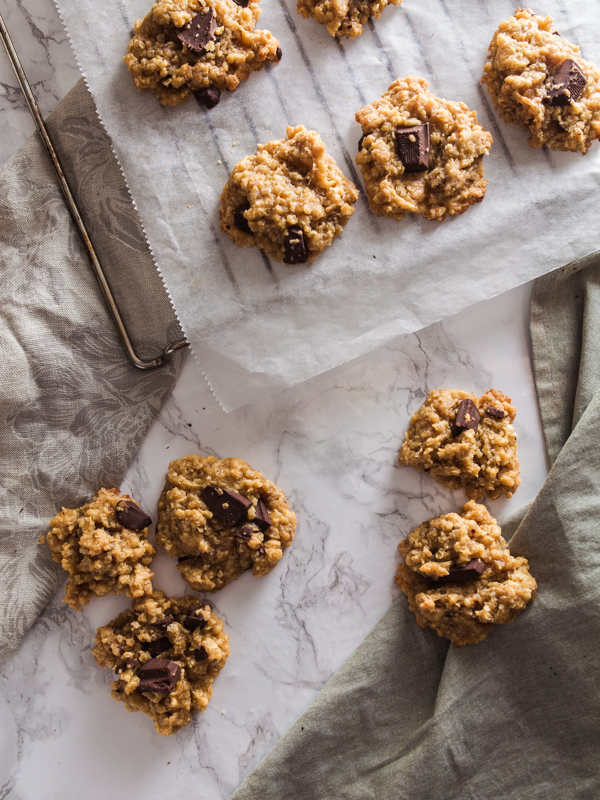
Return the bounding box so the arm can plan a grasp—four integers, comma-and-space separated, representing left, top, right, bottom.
93, 591, 229, 735
156, 455, 296, 591
124, 0, 282, 108
297, 0, 402, 39
396, 501, 537, 647
43, 488, 155, 611
482, 8, 600, 153
356, 76, 493, 221
399, 388, 521, 500
220, 125, 359, 263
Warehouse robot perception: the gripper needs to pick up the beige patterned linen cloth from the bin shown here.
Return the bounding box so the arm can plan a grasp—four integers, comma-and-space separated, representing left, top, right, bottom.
230, 253, 600, 799
0, 78, 185, 663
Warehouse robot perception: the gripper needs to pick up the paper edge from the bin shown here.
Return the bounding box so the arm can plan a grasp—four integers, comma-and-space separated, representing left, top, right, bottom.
51, 0, 225, 411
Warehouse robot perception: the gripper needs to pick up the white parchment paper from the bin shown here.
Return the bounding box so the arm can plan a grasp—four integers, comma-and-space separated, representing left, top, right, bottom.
55, 0, 600, 410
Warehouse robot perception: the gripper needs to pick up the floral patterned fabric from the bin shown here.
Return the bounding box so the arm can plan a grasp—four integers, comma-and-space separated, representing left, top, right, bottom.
0, 79, 185, 662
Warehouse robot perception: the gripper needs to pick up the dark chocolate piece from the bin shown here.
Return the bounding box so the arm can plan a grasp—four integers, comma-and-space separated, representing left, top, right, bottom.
183, 607, 209, 631
177, 9, 217, 53
257, 546, 266, 556
137, 659, 181, 693
435, 559, 485, 584
115, 500, 152, 531
235, 525, 253, 541
233, 203, 252, 234
452, 398, 480, 436
275, 46, 282, 61
146, 637, 171, 657
201, 485, 252, 525
253, 499, 271, 531
151, 616, 174, 630
178, 555, 194, 562
232, 0, 250, 6
115, 657, 140, 674
486, 407, 506, 419
283, 226, 308, 265
194, 646, 209, 661
545, 59, 586, 106
358, 133, 366, 151
194, 87, 221, 109
395, 123, 430, 172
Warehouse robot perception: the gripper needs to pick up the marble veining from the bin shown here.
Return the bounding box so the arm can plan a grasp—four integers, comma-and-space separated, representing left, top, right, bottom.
1, 273, 549, 798
1, 2, 549, 795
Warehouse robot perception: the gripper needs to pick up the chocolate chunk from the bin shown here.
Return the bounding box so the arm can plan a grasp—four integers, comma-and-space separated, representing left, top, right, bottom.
177, 9, 217, 53
436, 559, 486, 584
395, 123, 430, 173
232, 0, 250, 5
545, 59, 587, 106
178, 555, 194, 563
452, 398, 480, 436
183, 607, 208, 631
253, 499, 271, 531
115, 657, 139, 674
201, 485, 252, 525
235, 525, 253, 541
194, 87, 221, 109
257, 546, 266, 556
486, 407, 506, 419
115, 500, 152, 531
151, 616, 174, 630
358, 133, 366, 151
194, 646, 209, 662
233, 203, 252, 234
275, 46, 282, 61
146, 637, 171, 657
283, 226, 308, 265
137, 659, 181, 693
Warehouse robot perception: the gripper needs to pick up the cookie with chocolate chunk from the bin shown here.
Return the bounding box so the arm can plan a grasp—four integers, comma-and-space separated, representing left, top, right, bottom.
399, 388, 520, 500
43, 488, 155, 611
396, 501, 537, 647
156, 455, 296, 591
93, 591, 229, 735
124, 0, 281, 107
297, 0, 402, 39
356, 76, 493, 221
220, 125, 359, 264
482, 8, 600, 153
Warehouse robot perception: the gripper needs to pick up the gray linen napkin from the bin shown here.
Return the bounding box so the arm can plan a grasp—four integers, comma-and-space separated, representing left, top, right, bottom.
230, 253, 600, 800
0, 78, 186, 663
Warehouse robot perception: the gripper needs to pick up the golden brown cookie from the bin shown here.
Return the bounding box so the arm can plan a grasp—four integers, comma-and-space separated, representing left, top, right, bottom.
297, 0, 402, 39
156, 455, 296, 591
220, 125, 359, 264
399, 388, 521, 500
396, 501, 537, 647
93, 591, 229, 735
124, 0, 281, 108
43, 488, 155, 611
482, 8, 600, 152
355, 76, 493, 221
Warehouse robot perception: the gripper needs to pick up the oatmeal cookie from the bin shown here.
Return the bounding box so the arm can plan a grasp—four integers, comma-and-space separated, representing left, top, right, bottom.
156, 455, 296, 591
399, 389, 521, 500
124, 0, 281, 108
220, 125, 359, 264
93, 591, 229, 735
482, 8, 600, 153
355, 76, 493, 221
43, 488, 155, 611
297, 0, 402, 40
396, 501, 537, 647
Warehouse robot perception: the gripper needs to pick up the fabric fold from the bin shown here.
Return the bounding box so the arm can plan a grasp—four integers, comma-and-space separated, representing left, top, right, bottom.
230, 255, 600, 800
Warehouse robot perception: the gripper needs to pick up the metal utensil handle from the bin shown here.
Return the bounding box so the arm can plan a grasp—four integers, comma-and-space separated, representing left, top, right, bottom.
0, 11, 188, 370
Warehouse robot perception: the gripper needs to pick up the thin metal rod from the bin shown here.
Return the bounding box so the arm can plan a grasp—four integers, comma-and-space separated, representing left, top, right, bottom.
0, 11, 188, 370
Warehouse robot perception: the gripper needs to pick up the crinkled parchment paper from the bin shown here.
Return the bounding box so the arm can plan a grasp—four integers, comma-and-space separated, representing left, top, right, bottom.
55, 0, 600, 410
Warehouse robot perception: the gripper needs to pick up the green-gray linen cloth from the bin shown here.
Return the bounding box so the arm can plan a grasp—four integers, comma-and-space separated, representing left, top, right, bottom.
0, 79, 185, 663
231, 252, 600, 800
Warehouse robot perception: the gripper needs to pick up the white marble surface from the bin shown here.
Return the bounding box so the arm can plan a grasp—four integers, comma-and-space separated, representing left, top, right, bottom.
0, 3, 549, 798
